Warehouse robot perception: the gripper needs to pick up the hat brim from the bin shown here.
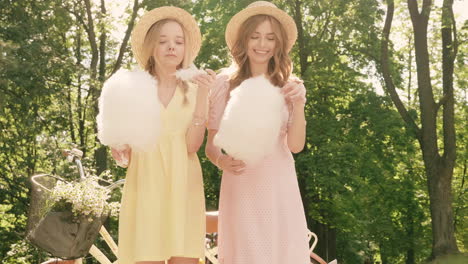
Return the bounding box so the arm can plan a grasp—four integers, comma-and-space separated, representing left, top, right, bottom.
225, 5, 297, 52
131, 6, 201, 68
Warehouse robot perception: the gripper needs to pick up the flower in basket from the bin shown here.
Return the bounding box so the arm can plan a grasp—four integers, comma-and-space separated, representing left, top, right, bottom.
26, 175, 121, 259
49, 176, 120, 221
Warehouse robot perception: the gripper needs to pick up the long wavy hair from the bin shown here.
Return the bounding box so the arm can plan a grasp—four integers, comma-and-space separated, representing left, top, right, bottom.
229, 15, 292, 91
141, 19, 190, 104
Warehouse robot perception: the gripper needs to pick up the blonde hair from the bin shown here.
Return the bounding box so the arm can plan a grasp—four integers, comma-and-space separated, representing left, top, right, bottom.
142, 19, 191, 104
229, 15, 292, 90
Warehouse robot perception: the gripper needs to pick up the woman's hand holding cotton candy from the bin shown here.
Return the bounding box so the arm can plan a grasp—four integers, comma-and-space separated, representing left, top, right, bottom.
192, 69, 217, 93
281, 80, 306, 107
217, 154, 246, 175
111, 145, 132, 168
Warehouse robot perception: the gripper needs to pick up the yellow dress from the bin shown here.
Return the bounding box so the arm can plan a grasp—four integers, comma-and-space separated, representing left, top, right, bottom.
118, 83, 206, 264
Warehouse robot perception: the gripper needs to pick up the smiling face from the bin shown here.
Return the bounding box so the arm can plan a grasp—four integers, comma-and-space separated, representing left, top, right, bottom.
229, 15, 291, 89
246, 19, 277, 66
153, 20, 185, 69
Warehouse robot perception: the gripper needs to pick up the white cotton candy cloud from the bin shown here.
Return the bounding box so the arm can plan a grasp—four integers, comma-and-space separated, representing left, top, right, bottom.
214, 75, 287, 165
97, 69, 161, 152
175, 64, 206, 81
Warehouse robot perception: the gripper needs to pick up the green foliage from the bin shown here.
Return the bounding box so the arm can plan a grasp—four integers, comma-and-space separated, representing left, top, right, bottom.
0, 0, 466, 263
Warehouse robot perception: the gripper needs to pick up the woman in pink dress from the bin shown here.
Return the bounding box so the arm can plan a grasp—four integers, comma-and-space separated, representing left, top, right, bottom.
205, 1, 310, 264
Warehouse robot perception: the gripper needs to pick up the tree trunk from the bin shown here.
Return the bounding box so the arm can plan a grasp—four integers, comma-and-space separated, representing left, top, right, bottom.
310, 218, 337, 262
289, 1, 337, 260
94, 0, 108, 175
93, 0, 140, 175
380, 0, 459, 258
380, 243, 389, 264
427, 164, 459, 257
327, 227, 337, 261
292, 0, 309, 76
405, 177, 415, 264
112, 0, 140, 74
406, 246, 415, 264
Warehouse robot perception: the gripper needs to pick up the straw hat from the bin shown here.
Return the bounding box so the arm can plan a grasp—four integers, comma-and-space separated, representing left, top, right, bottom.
131, 6, 201, 68
225, 1, 297, 52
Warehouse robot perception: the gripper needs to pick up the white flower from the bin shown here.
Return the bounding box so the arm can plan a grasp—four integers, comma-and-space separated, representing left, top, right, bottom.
49, 176, 120, 219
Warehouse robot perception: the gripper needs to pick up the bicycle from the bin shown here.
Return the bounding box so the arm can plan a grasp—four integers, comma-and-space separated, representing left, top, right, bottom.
29, 149, 215, 264
29, 149, 336, 264
28, 149, 123, 264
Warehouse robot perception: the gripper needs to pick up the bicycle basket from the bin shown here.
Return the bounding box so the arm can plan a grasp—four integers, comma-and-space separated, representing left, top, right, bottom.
26, 174, 108, 259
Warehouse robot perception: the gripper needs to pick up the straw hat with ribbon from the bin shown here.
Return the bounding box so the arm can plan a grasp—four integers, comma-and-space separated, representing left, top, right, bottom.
225, 1, 298, 52
131, 6, 201, 68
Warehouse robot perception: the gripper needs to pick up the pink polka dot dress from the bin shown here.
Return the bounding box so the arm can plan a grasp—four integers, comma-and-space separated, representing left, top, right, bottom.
208, 75, 310, 264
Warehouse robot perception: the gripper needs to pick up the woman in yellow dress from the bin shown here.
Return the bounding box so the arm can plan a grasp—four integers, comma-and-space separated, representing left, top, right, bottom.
107, 6, 215, 264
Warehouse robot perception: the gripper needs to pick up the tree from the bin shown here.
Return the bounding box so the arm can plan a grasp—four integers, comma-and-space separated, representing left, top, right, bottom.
380, 0, 459, 258
62, 0, 141, 175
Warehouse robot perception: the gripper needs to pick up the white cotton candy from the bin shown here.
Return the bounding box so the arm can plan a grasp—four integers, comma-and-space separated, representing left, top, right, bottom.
214, 75, 287, 165
175, 64, 206, 81
97, 69, 161, 152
